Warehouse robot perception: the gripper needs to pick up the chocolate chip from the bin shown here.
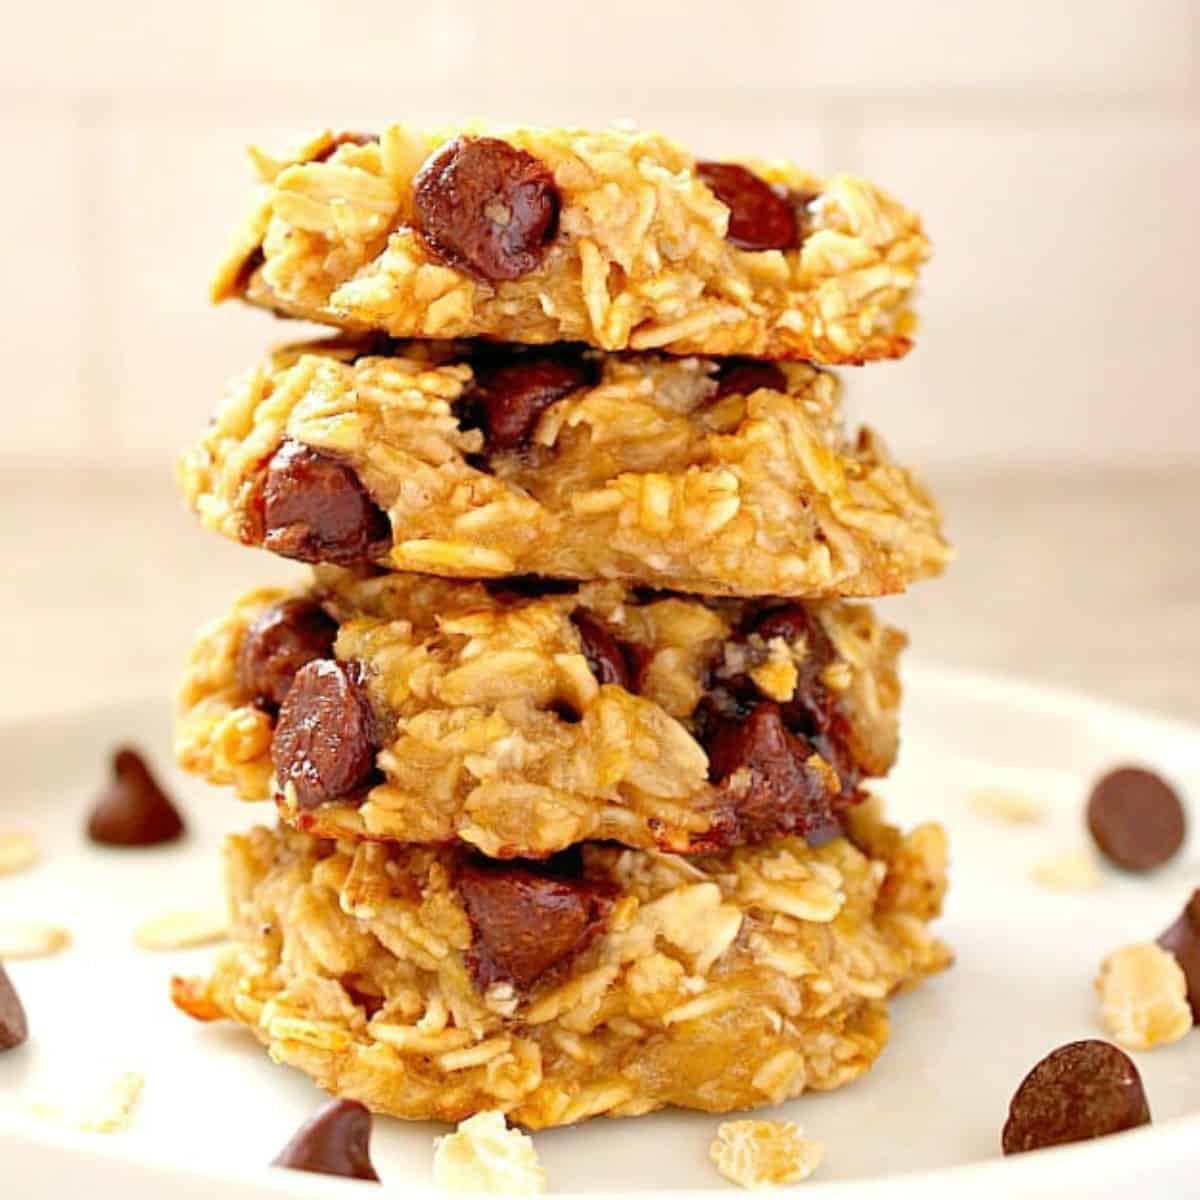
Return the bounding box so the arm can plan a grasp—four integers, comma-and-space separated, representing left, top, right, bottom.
272, 1099, 380, 1182
1086, 765, 1185, 872
0, 963, 28, 1051
707, 702, 838, 844
257, 440, 390, 567
87, 748, 186, 847
745, 604, 838, 741
1158, 890, 1200, 1022
696, 161, 799, 252
271, 659, 377, 810
466, 358, 590, 451
706, 605, 844, 766
714, 360, 787, 400
238, 599, 338, 710
745, 603, 823, 648
414, 136, 560, 281
1002, 1040, 1151, 1155
457, 858, 614, 991
571, 611, 635, 691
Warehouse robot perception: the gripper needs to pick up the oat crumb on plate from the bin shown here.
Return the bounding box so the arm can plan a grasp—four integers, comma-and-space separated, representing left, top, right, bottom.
968, 788, 1044, 824
710, 1119, 824, 1189
0, 832, 39, 876
433, 1111, 546, 1194
1029, 850, 1101, 891
29, 1072, 145, 1133
80, 1072, 145, 1133
0, 921, 70, 960
1096, 942, 1192, 1050
134, 908, 228, 951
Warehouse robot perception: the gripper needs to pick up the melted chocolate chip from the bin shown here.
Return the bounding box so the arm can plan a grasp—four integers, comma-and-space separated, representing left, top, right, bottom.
311, 131, 379, 163
703, 604, 847, 787
714, 360, 787, 399
87, 748, 186, 847
572, 611, 635, 690
258, 440, 390, 567
483, 576, 580, 602
696, 161, 799, 252
706, 702, 838, 845
457, 858, 614, 991
0, 963, 28, 1051
1158, 890, 1200, 1022
272, 1099, 380, 1182
271, 659, 377, 810
237, 599, 338, 710
465, 357, 590, 451
1087, 766, 1185, 872
1002, 1040, 1151, 1155
746, 604, 839, 741
414, 136, 560, 281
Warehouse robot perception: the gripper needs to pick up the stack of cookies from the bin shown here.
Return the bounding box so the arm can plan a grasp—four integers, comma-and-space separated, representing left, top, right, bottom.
172, 123, 953, 1129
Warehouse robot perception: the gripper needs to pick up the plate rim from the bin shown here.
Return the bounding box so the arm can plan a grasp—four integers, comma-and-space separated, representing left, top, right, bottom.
1, 663, 1198, 1197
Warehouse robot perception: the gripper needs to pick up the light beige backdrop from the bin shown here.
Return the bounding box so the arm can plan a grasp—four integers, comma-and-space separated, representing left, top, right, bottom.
4, 0, 1197, 470
1, 0, 1197, 725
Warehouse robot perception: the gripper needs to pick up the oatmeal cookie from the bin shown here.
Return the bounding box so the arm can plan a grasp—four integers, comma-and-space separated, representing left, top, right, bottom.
175, 570, 905, 857
172, 806, 950, 1127
212, 125, 928, 364
178, 337, 949, 597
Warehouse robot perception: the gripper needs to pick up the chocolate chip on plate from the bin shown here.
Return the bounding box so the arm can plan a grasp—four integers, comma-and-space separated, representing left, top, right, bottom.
1086, 765, 1185, 872
271, 659, 378, 810
414, 136, 560, 281
1001, 1039, 1151, 1155
237, 598, 338, 710
457, 858, 614, 991
272, 1099, 380, 1182
0, 963, 28, 1051
1158, 889, 1200, 1022
713, 360, 787, 400
467, 357, 590, 451
696, 162, 799, 252
87, 747, 186, 847
258, 440, 391, 567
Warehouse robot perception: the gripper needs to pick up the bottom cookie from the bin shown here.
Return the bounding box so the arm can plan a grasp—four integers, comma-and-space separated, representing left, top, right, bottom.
174, 801, 950, 1129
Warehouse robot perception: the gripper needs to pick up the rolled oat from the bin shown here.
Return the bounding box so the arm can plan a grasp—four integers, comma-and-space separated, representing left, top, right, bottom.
0, 922, 70, 960
433, 1111, 546, 1194
710, 1119, 824, 1189
134, 908, 229, 951
0, 832, 39, 876
1096, 942, 1192, 1050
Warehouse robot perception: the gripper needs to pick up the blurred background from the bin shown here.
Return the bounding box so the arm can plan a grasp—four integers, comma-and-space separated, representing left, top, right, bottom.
1, 0, 1196, 723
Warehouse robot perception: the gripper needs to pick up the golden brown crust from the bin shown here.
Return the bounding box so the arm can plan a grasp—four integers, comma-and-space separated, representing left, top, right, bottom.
174, 571, 906, 857
176, 813, 950, 1127
212, 125, 928, 363
178, 337, 950, 598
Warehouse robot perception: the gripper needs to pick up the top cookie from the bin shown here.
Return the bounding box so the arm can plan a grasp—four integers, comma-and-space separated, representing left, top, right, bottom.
213, 124, 929, 363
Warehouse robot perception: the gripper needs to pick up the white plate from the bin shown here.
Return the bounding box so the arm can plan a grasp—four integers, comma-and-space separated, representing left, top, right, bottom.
1, 665, 1199, 1199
